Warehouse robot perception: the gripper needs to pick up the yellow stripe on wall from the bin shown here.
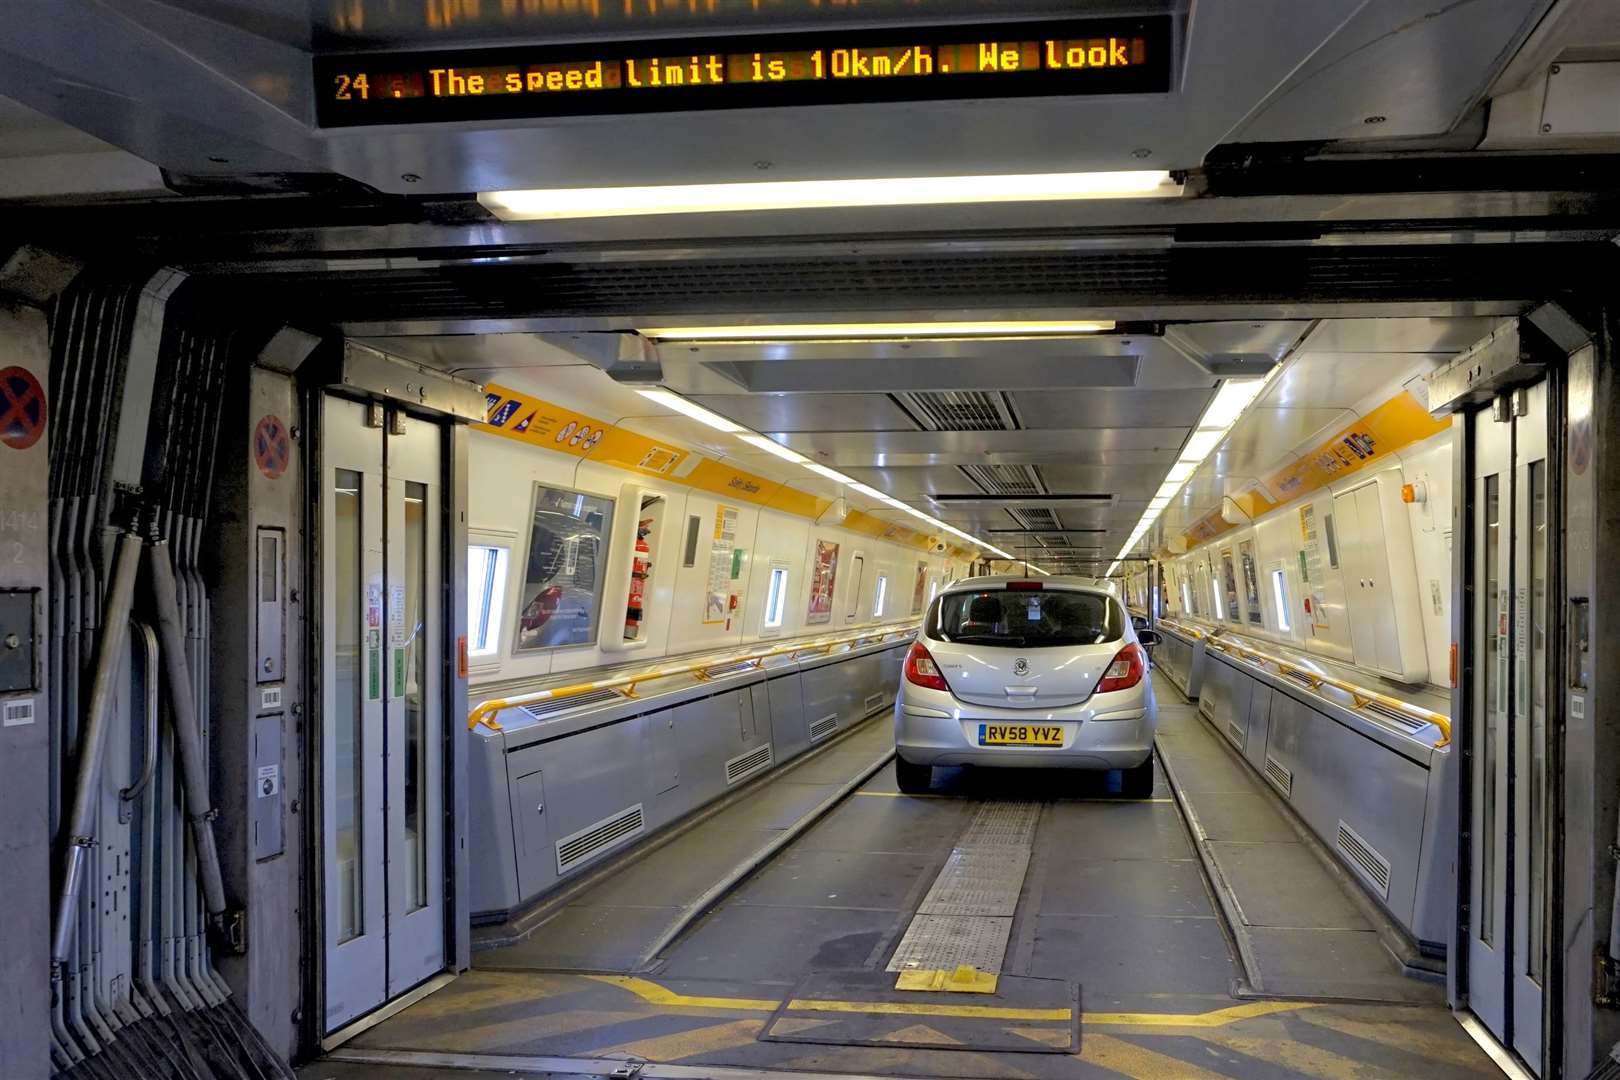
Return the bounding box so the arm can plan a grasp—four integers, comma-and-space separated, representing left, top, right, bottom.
472, 383, 954, 558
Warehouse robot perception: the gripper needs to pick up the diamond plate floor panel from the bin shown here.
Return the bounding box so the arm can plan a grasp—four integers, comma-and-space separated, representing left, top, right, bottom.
885, 913, 1015, 973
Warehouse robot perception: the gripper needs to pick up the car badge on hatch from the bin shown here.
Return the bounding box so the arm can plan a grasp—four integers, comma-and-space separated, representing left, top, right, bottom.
1012, 657, 1030, 677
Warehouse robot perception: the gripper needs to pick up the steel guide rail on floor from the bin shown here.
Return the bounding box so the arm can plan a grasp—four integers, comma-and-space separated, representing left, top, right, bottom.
1156, 617, 1451, 747
467, 621, 920, 731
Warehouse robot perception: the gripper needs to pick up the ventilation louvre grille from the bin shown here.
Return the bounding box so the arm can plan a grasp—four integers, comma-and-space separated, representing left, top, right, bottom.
1226, 721, 1246, 748
1336, 820, 1392, 898
524, 687, 622, 721
1007, 508, 1063, 531
864, 692, 886, 712
1280, 669, 1319, 689
556, 804, 645, 874
1359, 699, 1428, 733
704, 661, 756, 678
1263, 755, 1294, 798
901, 391, 1012, 432
960, 463, 1041, 495
725, 744, 774, 785
809, 714, 839, 742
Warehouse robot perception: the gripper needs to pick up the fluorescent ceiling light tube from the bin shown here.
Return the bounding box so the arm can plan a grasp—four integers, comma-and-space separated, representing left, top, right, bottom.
1165, 461, 1198, 484
643, 320, 1115, 341
1198, 378, 1268, 430
1179, 429, 1225, 463
1157, 480, 1184, 499
848, 482, 898, 504
1148, 498, 1170, 510
635, 388, 744, 433
801, 461, 856, 485
480, 170, 1181, 221
737, 433, 809, 464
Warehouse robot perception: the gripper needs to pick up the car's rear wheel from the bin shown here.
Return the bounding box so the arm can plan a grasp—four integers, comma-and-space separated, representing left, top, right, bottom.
895, 756, 933, 794
1120, 755, 1155, 798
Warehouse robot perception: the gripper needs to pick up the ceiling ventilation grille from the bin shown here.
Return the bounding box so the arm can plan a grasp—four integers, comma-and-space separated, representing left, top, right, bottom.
899, 391, 1015, 432
960, 464, 1043, 496
1007, 508, 1063, 530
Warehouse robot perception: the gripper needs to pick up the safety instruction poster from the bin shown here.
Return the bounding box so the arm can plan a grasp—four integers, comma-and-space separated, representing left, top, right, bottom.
704, 504, 740, 624
806, 539, 840, 625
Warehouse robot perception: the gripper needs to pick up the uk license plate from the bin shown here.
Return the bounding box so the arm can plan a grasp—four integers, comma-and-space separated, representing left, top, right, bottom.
978, 723, 1063, 747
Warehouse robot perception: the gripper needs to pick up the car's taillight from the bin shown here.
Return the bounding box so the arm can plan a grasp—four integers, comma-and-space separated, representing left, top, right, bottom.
1096, 643, 1146, 693
904, 642, 951, 692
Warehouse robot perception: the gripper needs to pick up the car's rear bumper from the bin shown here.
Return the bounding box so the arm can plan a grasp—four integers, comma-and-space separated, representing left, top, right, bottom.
893, 695, 1155, 770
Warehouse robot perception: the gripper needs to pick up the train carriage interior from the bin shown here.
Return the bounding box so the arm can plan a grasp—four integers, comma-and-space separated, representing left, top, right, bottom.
6, 2, 1620, 1079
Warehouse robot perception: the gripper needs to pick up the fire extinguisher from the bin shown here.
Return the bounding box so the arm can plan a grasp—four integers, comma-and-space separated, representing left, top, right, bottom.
625, 518, 653, 639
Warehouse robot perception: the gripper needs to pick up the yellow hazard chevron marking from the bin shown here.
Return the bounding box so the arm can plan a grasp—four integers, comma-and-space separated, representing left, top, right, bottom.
588, 974, 1314, 1027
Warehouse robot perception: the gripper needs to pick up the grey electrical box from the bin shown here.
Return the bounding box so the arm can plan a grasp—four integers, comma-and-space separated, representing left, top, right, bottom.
252, 713, 284, 861
0, 589, 36, 692
256, 528, 284, 684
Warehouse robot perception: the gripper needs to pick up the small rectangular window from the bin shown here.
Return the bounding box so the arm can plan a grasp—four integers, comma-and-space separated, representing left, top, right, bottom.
1181, 580, 1193, 616
467, 544, 510, 656
682, 514, 702, 568
846, 554, 865, 621
1271, 568, 1292, 633
873, 574, 888, 618
1323, 512, 1340, 569
764, 566, 789, 629
1210, 575, 1224, 621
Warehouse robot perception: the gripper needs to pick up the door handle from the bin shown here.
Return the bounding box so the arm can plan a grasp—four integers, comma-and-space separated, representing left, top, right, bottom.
535, 803, 545, 815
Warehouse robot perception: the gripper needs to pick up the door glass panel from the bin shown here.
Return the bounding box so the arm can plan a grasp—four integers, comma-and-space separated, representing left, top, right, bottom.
1481, 472, 1501, 947
403, 480, 429, 913
334, 468, 364, 943
1528, 458, 1548, 980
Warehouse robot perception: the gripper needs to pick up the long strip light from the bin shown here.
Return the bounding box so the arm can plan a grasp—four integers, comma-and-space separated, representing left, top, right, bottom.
480, 171, 1181, 221
1107, 376, 1273, 577
643, 320, 1116, 342
636, 388, 1011, 559
737, 433, 809, 463
634, 388, 743, 433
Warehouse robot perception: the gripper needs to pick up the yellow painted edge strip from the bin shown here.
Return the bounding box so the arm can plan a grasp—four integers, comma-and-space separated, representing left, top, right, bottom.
1085, 1001, 1318, 1028
785, 998, 1072, 1022
583, 975, 779, 1012
589, 975, 1315, 1028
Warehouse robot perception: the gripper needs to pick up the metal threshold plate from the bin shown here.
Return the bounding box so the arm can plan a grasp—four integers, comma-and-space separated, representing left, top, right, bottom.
887, 914, 1014, 974
917, 847, 1032, 917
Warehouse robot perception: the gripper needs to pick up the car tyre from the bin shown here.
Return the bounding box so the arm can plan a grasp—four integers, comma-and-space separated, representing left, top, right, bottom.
895, 756, 933, 794
1120, 755, 1155, 799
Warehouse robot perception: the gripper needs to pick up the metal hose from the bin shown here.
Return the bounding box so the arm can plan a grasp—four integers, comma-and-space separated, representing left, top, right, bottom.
51, 528, 144, 968
145, 540, 228, 917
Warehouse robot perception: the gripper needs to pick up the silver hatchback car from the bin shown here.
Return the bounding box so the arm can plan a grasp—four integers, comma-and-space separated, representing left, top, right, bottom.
894, 576, 1161, 795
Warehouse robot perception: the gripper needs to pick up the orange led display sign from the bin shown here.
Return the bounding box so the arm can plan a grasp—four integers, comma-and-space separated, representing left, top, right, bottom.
315, 17, 1172, 126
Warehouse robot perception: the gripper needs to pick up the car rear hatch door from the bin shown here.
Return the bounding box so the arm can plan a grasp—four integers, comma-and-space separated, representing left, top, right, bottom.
928, 585, 1121, 709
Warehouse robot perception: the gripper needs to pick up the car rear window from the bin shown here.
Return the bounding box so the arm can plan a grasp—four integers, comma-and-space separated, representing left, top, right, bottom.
926, 589, 1122, 647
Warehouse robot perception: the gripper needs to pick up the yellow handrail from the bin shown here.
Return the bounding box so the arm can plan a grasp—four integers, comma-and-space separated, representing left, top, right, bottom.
1200, 634, 1451, 748
1156, 617, 1206, 641
467, 621, 920, 732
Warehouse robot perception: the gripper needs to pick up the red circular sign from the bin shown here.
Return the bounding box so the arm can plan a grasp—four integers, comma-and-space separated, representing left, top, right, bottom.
253, 414, 291, 479
0, 366, 46, 451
